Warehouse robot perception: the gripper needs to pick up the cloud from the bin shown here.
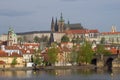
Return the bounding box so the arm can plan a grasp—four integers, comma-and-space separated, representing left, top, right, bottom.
0, 9, 33, 17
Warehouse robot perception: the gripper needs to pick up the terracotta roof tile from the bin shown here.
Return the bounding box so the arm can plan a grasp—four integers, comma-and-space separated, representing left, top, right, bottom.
101, 32, 120, 35
20, 49, 34, 54
5, 46, 19, 50
23, 43, 40, 47
0, 50, 8, 57
9, 53, 22, 57
110, 48, 117, 54
0, 60, 6, 64
66, 29, 99, 34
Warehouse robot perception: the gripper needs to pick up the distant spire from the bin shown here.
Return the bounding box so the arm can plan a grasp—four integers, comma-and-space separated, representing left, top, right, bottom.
59, 13, 64, 22
112, 25, 116, 32
65, 20, 70, 31
48, 32, 54, 46
61, 13, 63, 20
54, 18, 58, 32
68, 20, 70, 25
51, 17, 54, 32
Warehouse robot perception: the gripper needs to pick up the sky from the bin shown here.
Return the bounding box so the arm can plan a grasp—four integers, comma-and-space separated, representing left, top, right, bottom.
0, 0, 120, 34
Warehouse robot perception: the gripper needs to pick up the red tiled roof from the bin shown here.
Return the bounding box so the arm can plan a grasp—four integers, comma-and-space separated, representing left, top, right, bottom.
20, 49, 34, 54
110, 48, 117, 54
101, 32, 120, 35
9, 52, 22, 57
23, 43, 40, 47
66, 29, 99, 34
5, 46, 19, 50
89, 30, 99, 33
66, 30, 86, 34
0, 50, 8, 57
0, 60, 6, 64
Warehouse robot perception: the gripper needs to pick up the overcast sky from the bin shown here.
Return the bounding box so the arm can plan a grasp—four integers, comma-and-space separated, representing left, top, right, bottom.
0, 0, 120, 34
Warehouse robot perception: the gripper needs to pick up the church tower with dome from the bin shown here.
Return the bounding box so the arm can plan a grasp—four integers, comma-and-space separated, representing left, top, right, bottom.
7, 27, 17, 46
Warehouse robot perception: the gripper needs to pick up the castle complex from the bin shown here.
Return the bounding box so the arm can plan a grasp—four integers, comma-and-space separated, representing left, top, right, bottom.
0, 14, 120, 68
15, 13, 85, 43
0, 14, 120, 46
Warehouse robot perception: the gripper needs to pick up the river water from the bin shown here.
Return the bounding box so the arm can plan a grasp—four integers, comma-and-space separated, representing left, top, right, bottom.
0, 69, 120, 80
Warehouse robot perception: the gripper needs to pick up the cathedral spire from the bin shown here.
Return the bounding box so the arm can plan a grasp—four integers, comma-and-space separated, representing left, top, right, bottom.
51, 17, 54, 32
54, 18, 58, 32
68, 20, 70, 25
61, 13, 63, 20
65, 20, 70, 31
48, 32, 54, 46
59, 13, 64, 22
111, 25, 116, 32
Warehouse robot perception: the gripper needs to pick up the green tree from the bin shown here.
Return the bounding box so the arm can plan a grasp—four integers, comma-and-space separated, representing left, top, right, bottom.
78, 41, 94, 64
33, 57, 41, 65
100, 37, 105, 44
32, 48, 44, 70
69, 46, 78, 65
47, 43, 59, 65
103, 50, 112, 56
33, 49, 42, 66
11, 57, 17, 67
96, 44, 105, 55
34, 36, 40, 43
96, 44, 111, 56
39, 35, 49, 42
23, 36, 27, 42
61, 35, 69, 43
17, 37, 23, 44
72, 36, 85, 45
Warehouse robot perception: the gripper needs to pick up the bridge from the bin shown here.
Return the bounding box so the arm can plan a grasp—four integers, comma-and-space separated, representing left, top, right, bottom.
91, 54, 119, 69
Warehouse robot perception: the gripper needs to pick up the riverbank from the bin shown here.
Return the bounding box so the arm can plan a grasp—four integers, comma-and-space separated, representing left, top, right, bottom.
0, 67, 33, 71
44, 65, 96, 70
0, 65, 96, 71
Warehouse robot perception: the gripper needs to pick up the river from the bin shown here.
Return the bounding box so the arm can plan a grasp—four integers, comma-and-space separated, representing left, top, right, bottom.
0, 69, 120, 80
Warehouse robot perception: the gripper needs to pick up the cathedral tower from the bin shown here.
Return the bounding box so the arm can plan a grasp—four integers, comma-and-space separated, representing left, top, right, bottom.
58, 13, 65, 32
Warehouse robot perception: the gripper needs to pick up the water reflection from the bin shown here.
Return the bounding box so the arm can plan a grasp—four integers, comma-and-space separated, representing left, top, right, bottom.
0, 70, 32, 78
0, 69, 120, 80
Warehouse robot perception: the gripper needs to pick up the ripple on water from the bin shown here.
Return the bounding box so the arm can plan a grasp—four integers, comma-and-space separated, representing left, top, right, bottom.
0, 69, 120, 80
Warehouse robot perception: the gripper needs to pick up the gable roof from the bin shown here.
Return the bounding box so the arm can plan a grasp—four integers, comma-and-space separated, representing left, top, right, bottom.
65, 23, 84, 30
